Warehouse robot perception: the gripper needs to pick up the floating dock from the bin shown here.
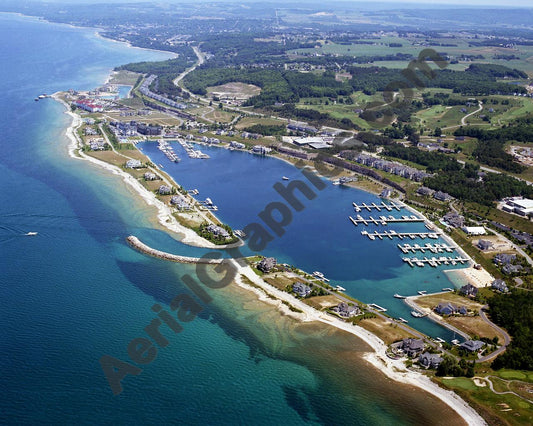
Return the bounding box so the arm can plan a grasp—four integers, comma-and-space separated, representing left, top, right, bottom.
349, 214, 423, 226
352, 201, 402, 212
402, 256, 469, 267
397, 243, 456, 254
361, 230, 440, 240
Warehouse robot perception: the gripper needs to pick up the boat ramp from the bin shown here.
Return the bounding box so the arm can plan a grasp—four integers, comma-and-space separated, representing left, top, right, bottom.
397, 242, 456, 254
361, 230, 440, 240
349, 214, 423, 226
352, 201, 402, 212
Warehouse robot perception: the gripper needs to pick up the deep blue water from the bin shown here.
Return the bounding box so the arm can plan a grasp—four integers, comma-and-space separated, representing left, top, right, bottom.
139, 141, 465, 340
0, 13, 466, 425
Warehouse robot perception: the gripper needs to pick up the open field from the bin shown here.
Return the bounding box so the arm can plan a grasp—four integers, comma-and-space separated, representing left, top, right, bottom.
357, 316, 416, 345
203, 108, 236, 123
206, 82, 261, 100
415, 292, 484, 311
234, 116, 287, 130
109, 70, 141, 86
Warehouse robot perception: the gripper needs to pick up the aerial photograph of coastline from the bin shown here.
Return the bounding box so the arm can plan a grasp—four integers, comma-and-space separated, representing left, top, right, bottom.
1, 0, 532, 424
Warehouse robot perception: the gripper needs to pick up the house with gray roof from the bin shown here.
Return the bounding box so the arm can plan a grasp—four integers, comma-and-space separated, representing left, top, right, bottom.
477, 240, 493, 251
491, 279, 509, 293
257, 257, 277, 273
460, 340, 485, 352
292, 282, 311, 298
144, 172, 158, 181
459, 284, 478, 298
331, 302, 360, 318
158, 185, 172, 195
125, 159, 142, 169
419, 352, 443, 369
401, 338, 425, 357
170, 195, 190, 210
206, 224, 230, 239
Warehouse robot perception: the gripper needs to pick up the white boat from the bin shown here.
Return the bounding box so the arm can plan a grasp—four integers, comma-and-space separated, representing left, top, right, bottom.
25, 232, 38, 236
282, 176, 289, 181
411, 310, 427, 318
335, 285, 346, 291
332, 179, 340, 185
451, 339, 460, 345
398, 317, 408, 323
393, 294, 406, 299
417, 290, 427, 295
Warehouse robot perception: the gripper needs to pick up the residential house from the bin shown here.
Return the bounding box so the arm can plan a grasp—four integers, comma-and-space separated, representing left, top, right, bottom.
206, 224, 230, 239
434, 191, 453, 202
477, 240, 493, 251
434, 303, 457, 316
292, 282, 312, 298
257, 257, 277, 273
125, 159, 142, 169
419, 352, 443, 369
416, 186, 435, 196
401, 338, 425, 357
493, 253, 516, 266
459, 340, 485, 352
491, 279, 509, 293
144, 172, 158, 181
331, 302, 360, 318
459, 283, 478, 298
443, 212, 464, 228
158, 185, 172, 195
170, 194, 190, 210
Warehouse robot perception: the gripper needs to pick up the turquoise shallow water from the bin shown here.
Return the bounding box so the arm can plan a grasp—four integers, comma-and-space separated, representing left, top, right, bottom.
0, 13, 467, 425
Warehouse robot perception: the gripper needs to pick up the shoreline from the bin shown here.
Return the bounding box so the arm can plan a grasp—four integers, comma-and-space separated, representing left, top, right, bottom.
53, 63, 488, 426
53, 93, 235, 250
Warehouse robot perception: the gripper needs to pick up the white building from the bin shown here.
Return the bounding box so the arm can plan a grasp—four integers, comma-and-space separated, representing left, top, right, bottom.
503, 197, 533, 216
462, 226, 487, 236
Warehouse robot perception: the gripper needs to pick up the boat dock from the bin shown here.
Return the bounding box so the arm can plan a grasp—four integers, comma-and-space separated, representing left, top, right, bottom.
402, 256, 469, 267
361, 230, 440, 240
397, 243, 456, 254
368, 303, 387, 312
158, 139, 181, 163
177, 138, 210, 159
349, 214, 423, 226
352, 201, 403, 212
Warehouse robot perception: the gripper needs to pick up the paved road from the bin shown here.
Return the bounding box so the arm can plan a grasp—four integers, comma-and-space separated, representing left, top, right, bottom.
477, 305, 511, 363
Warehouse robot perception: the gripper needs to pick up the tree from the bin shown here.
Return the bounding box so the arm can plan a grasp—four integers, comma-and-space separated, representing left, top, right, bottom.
434, 127, 442, 137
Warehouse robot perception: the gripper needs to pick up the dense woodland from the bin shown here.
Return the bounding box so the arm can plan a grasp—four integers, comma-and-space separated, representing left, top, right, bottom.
489, 291, 533, 371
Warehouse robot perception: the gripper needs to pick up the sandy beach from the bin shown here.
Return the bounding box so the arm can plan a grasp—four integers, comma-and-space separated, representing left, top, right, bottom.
445, 267, 494, 288
231, 260, 487, 426
53, 94, 236, 250
55, 94, 487, 425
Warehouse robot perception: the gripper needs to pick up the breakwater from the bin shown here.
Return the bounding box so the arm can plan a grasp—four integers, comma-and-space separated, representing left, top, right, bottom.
127, 235, 229, 264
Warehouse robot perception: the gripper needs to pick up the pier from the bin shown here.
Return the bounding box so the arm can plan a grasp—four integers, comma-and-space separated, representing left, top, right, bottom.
397, 243, 456, 254
178, 138, 210, 159
349, 214, 423, 226
368, 303, 387, 312
402, 256, 470, 268
352, 201, 402, 212
361, 230, 440, 240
